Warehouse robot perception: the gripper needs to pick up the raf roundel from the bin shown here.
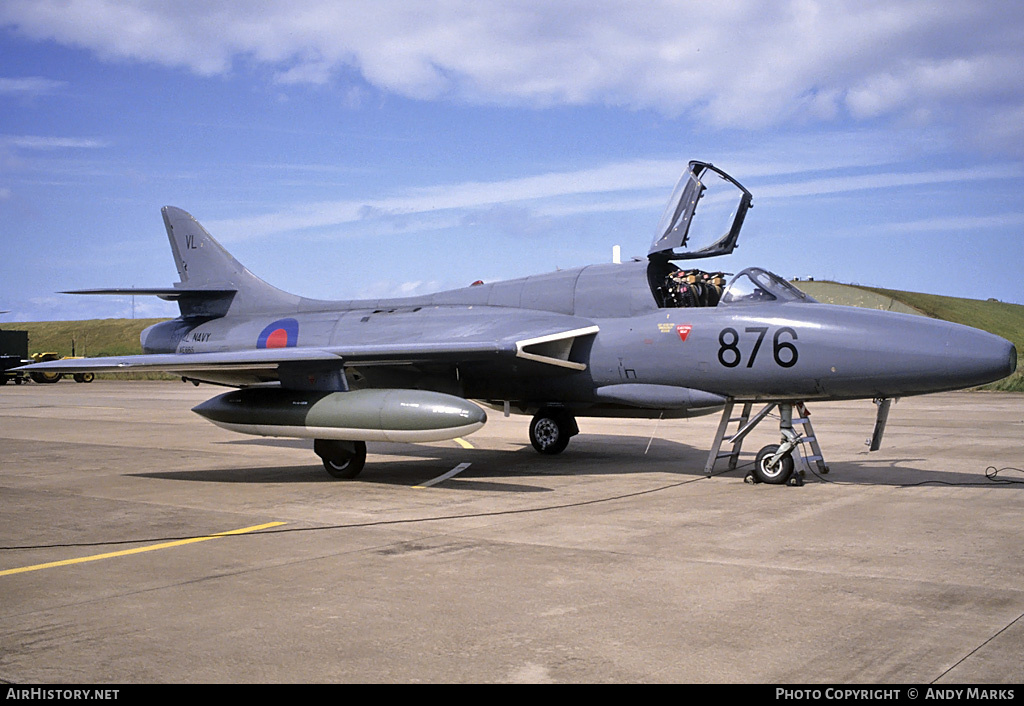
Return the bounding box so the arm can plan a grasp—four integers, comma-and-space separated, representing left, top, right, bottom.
257, 318, 299, 349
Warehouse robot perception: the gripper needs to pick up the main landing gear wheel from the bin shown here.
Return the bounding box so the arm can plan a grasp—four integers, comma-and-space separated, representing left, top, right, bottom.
752, 444, 795, 485
529, 409, 577, 455
314, 439, 367, 479
73, 373, 95, 383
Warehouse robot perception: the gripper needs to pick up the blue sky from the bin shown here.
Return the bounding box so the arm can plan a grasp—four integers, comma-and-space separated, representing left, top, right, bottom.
2, 1, 1024, 322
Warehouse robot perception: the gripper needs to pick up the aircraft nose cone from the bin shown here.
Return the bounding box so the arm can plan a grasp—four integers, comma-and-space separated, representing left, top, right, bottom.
944, 326, 1016, 388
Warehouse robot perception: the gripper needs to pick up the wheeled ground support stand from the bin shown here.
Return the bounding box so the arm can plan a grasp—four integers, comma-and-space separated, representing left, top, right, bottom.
704, 400, 830, 486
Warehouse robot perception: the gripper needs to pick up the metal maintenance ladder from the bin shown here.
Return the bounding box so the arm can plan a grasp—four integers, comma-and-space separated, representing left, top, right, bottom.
704, 400, 829, 477
789, 403, 829, 476
704, 400, 756, 476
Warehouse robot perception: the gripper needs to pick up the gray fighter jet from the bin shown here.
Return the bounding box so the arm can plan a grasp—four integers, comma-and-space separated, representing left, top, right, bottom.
18, 161, 1016, 484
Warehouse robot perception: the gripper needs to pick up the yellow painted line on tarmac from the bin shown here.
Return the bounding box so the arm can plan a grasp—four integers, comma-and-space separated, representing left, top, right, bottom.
0, 522, 286, 577
453, 437, 474, 449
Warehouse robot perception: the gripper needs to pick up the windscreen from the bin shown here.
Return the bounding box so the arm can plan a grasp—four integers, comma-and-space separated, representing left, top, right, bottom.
720, 268, 817, 305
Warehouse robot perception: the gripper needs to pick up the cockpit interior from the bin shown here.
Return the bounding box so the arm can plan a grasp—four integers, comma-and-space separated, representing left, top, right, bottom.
648, 261, 815, 309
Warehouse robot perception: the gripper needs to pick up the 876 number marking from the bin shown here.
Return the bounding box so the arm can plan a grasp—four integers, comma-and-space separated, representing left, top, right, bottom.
718, 326, 798, 368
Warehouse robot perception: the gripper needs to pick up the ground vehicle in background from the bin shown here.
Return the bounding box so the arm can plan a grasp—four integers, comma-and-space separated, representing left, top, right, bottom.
1, 332, 95, 385
1, 329, 30, 385
27, 352, 95, 383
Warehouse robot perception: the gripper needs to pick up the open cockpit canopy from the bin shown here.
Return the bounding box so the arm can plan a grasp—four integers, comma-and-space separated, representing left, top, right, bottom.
645, 162, 813, 310
648, 161, 752, 261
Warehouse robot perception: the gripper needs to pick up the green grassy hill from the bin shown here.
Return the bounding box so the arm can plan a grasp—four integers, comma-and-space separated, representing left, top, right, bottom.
789, 280, 925, 316
4, 318, 165, 357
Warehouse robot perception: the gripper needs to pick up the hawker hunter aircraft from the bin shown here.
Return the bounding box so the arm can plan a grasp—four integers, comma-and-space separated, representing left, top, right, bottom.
19, 161, 1016, 484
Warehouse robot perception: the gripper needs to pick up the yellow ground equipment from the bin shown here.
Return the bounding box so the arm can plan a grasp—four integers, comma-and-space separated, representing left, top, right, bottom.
29, 353, 94, 383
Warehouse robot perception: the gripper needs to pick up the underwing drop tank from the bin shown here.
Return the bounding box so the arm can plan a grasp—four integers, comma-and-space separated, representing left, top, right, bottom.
192, 388, 487, 442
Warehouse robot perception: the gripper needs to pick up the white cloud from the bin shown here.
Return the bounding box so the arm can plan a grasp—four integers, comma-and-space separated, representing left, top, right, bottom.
2, 135, 109, 150
755, 164, 1024, 200
2, 1, 1023, 149
205, 153, 1024, 242
888, 212, 1024, 233
0, 76, 67, 96
207, 158, 683, 239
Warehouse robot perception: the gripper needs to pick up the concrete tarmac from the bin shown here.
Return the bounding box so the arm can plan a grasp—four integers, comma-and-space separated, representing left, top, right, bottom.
1, 381, 1022, 684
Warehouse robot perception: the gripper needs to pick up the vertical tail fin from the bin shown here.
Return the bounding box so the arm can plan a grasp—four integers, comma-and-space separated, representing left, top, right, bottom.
162, 206, 300, 315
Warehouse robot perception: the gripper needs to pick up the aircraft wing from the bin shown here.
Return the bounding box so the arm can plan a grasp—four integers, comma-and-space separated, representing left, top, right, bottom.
15, 308, 599, 380
14, 347, 343, 374
327, 308, 599, 371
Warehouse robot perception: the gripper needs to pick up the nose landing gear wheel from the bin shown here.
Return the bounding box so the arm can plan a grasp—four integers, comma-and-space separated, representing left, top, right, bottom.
314, 439, 367, 479
752, 444, 794, 485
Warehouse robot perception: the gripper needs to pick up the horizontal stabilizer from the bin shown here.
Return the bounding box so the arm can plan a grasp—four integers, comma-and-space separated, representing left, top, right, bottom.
56, 206, 301, 319
61, 287, 236, 301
